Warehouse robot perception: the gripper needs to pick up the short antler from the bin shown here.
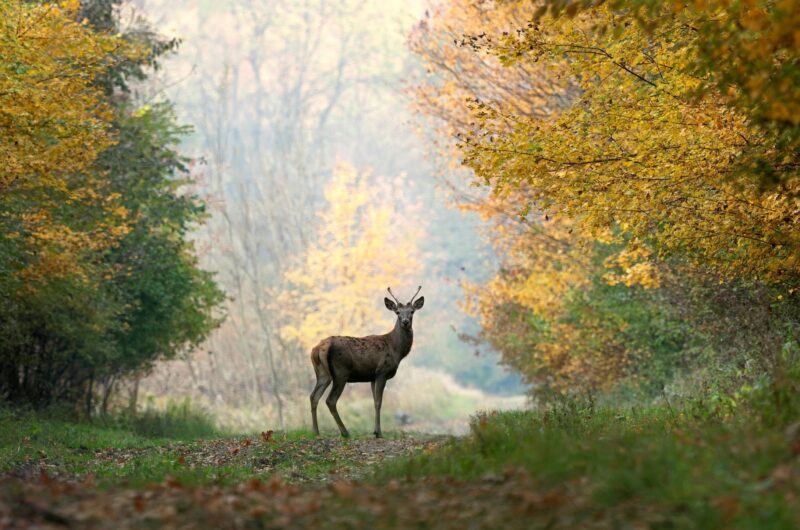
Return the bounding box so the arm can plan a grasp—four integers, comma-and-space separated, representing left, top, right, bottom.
408, 285, 422, 305
387, 287, 401, 305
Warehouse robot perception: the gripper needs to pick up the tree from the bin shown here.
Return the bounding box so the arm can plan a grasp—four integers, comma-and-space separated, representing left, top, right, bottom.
411, 0, 800, 398
98, 102, 224, 409
0, 0, 135, 407
0, 0, 224, 411
459, 2, 799, 285
279, 161, 423, 350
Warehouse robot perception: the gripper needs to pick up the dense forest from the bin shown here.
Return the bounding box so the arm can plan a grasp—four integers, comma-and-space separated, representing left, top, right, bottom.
0, 0, 224, 412
410, 0, 800, 402
1, 0, 799, 528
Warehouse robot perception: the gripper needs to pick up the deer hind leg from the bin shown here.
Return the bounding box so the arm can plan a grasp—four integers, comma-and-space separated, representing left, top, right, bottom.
310, 373, 331, 436
372, 378, 387, 439
326, 379, 349, 438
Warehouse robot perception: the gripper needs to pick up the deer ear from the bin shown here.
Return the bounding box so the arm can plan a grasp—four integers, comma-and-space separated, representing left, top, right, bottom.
412, 296, 425, 310
384, 298, 397, 311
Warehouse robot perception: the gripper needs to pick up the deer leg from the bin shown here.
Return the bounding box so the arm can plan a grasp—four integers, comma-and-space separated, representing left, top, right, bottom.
326, 379, 349, 438
310, 374, 331, 436
372, 377, 387, 438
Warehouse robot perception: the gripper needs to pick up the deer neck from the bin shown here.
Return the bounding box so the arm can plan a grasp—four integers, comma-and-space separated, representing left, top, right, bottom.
390, 318, 414, 359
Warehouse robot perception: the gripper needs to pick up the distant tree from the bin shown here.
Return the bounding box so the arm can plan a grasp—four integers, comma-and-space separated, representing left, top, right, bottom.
279, 161, 423, 350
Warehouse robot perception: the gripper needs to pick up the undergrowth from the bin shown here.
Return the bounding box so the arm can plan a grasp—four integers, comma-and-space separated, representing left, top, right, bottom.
100, 398, 222, 440
374, 348, 800, 529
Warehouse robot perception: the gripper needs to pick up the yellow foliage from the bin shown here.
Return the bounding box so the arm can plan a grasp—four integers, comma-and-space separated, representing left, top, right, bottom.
461, 212, 637, 392
0, 0, 139, 282
0, 0, 137, 194
412, 0, 800, 393
278, 161, 423, 350
462, 3, 800, 285
604, 245, 661, 289
408, 0, 564, 160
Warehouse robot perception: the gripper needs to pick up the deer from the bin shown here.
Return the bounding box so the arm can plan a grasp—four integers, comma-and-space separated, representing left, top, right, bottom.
309, 286, 424, 438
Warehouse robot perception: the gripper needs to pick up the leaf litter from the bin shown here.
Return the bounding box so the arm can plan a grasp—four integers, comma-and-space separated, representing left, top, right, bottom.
0, 431, 740, 529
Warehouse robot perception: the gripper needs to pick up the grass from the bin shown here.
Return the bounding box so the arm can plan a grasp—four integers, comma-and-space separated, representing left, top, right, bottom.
3, 363, 800, 528
125, 399, 221, 439
0, 405, 426, 489
374, 393, 800, 529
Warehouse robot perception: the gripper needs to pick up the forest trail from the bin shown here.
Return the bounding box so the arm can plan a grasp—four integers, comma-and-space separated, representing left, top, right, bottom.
3, 433, 444, 485
0, 433, 587, 529
2, 464, 571, 530
1, 433, 468, 529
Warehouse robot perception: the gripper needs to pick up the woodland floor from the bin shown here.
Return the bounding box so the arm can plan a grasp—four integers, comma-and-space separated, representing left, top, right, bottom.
0, 432, 457, 529
2, 405, 799, 529
2, 434, 439, 485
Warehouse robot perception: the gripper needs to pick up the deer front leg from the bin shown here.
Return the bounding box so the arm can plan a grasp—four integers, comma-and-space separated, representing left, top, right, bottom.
372, 377, 387, 438
326, 380, 349, 438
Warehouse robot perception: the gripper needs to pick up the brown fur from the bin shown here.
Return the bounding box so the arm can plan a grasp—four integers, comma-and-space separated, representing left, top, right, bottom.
310, 337, 331, 377
309, 291, 424, 438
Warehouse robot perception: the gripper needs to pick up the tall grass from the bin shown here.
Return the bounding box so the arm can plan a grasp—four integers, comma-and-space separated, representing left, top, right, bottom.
374, 356, 800, 529
100, 398, 222, 439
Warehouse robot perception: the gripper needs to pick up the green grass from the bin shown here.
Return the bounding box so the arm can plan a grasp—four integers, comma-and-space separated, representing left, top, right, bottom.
0, 407, 163, 461
0, 406, 412, 489
0, 405, 249, 486
98, 398, 222, 439
374, 394, 800, 529
3, 362, 800, 528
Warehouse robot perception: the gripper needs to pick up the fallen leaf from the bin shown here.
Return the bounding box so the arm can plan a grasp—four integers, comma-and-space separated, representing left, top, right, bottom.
133, 494, 145, 513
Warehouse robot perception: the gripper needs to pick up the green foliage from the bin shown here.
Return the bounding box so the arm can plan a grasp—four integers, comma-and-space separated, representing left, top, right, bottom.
377, 369, 800, 528
99, 399, 221, 440
0, 0, 223, 410
101, 102, 225, 374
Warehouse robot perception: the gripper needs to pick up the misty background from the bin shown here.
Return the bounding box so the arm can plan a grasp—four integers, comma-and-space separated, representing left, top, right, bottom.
125, 0, 525, 433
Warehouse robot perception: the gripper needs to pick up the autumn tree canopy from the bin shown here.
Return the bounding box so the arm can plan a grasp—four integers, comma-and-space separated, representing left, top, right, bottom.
412, 0, 800, 396
279, 161, 423, 351
0, 0, 223, 411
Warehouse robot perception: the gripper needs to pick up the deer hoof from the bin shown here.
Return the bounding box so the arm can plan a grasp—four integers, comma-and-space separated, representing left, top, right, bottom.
340, 431, 350, 438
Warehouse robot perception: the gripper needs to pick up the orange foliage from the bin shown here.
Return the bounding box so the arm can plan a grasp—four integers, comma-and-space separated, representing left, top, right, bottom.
0, 0, 140, 282
412, 0, 800, 393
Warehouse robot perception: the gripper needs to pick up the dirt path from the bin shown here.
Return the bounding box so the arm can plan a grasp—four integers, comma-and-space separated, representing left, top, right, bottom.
1, 467, 589, 530
0, 432, 659, 529
5, 433, 444, 485
1, 434, 464, 529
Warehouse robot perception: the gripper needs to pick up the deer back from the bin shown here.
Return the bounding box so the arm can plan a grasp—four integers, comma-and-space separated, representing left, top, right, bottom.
328, 334, 404, 383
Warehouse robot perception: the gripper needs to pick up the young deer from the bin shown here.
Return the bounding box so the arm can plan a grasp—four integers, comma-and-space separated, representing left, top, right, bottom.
309, 286, 424, 438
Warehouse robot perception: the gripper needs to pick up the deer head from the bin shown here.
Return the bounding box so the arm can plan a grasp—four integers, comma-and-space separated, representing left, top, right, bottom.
384, 286, 424, 330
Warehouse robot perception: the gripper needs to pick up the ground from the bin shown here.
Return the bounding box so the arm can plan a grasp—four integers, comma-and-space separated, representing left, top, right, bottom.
0, 431, 448, 529
4, 433, 441, 486
2, 403, 799, 529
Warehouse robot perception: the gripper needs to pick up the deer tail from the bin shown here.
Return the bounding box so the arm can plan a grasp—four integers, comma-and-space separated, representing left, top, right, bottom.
310, 338, 333, 378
